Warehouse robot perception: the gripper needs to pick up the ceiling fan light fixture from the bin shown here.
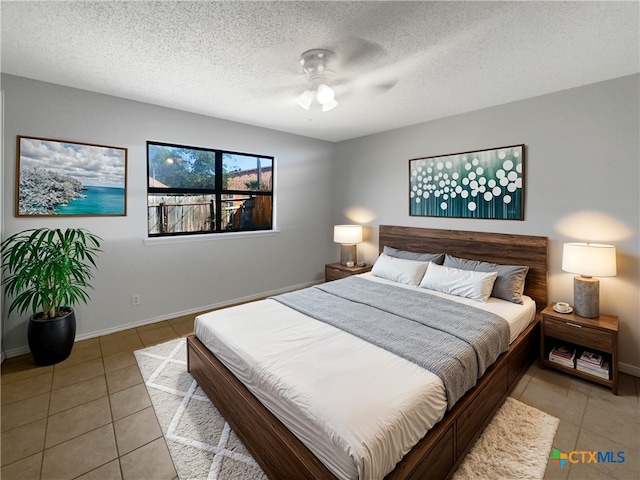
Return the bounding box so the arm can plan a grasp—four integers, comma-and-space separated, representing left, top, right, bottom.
297, 50, 339, 112
296, 89, 314, 110
316, 84, 335, 105
321, 98, 338, 112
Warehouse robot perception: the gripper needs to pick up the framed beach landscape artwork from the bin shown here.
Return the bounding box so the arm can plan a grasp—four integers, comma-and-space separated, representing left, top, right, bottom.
409, 144, 525, 220
16, 136, 127, 216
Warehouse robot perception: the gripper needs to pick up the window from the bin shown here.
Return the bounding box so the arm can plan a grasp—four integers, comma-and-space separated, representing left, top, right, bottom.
147, 141, 273, 237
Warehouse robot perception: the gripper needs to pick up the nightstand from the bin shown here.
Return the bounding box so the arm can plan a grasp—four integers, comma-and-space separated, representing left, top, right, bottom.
540, 304, 618, 394
325, 262, 372, 282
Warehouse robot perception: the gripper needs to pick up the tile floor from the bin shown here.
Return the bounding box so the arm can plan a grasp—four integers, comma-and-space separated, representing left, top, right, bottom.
1, 314, 197, 480
2, 315, 639, 480
514, 362, 639, 480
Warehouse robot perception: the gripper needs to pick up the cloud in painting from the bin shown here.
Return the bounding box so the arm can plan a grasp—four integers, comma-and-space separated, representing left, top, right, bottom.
19, 138, 126, 187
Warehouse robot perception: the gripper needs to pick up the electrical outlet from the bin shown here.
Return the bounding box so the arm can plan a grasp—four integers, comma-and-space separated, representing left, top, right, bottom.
131, 294, 141, 306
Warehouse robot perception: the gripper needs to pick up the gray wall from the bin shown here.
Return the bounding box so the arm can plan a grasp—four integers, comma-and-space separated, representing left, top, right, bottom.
333, 75, 640, 374
0, 91, 4, 362
3, 73, 639, 375
1, 74, 336, 356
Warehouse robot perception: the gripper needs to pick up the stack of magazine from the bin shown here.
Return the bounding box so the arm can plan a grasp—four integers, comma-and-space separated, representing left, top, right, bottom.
548, 345, 575, 368
576, 351, 610, 379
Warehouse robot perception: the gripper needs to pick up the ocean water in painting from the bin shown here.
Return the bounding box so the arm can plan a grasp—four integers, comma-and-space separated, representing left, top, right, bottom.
56, 185, 125, 215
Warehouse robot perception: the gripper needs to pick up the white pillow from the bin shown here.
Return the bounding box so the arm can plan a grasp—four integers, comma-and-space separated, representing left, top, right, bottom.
371, 253, 430, 286
419, 262, 498, 303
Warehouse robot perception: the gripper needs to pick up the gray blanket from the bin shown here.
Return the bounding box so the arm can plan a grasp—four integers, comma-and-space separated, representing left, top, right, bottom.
273, 277, 510, 409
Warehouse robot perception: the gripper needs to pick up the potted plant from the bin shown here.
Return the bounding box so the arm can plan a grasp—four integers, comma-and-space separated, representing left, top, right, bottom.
1, 227, 101, 365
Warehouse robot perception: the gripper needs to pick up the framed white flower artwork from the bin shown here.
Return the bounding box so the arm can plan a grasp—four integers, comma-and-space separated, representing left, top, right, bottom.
409, 144, 524, 220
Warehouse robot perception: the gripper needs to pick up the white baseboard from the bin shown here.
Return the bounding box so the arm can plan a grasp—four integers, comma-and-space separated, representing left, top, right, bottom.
619, 361, 640, 378
2, 280, 320, 360
3, 345, 30, 358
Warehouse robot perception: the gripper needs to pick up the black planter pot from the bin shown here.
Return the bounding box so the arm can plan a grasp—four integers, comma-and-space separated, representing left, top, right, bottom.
28, 308, 76, 366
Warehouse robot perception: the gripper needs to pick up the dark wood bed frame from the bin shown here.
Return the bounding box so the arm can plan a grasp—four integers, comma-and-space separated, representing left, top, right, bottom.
187, 226, 548, 480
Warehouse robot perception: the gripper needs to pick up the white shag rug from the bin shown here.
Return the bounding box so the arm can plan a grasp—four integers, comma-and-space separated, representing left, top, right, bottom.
451, 396, 559, 480
135, 338, 558, 480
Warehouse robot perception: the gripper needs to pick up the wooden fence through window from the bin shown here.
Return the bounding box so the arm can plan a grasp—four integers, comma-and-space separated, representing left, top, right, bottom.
148, 195, 272, 234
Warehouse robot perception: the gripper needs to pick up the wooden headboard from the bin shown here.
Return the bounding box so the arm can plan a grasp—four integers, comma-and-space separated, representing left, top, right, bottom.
379, 225, 548, 312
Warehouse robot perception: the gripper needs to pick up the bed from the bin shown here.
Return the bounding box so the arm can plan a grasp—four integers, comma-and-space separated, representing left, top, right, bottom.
187, 225, 548, 480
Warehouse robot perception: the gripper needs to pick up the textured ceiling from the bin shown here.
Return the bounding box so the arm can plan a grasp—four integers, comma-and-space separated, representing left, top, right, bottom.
1, 1, 638, 142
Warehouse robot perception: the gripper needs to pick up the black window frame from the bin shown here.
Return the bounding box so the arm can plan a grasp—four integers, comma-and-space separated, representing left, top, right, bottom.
147, 141, 274, 237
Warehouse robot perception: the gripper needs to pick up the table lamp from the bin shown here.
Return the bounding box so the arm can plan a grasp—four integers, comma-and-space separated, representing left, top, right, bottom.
562, 242, 616, 318
333, 225, 363, 266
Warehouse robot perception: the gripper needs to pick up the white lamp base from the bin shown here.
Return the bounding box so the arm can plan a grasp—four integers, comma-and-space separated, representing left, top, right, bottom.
573, 275, 599, 318
340, 244, 357, 266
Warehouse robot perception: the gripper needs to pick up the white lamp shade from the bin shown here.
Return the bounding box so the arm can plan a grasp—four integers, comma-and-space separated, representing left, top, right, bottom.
333, 225, 363, 245
321, 98, 338, 112
296, 90, 314, 110
316, 84, 335, 104
562, 243, 617, 277
296, 85, 338, 112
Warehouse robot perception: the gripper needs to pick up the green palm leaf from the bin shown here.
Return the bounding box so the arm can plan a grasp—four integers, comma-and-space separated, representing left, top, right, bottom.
1, 228, 102, 319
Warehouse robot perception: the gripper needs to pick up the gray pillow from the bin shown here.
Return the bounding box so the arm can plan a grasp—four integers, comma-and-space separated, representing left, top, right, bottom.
443, 254, 529, 304
383, 246, 445, 265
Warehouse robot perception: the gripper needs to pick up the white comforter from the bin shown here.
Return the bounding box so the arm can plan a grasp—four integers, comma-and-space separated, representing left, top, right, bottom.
195, 273, 535, 479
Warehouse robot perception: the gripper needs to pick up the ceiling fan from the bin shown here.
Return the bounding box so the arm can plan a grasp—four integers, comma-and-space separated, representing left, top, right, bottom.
292, 41, 424, 113
296, 49, 339, 112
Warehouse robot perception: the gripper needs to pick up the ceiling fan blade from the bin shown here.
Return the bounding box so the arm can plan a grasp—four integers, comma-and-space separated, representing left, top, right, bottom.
334, 37, 386, 69
335, 50, 429, 98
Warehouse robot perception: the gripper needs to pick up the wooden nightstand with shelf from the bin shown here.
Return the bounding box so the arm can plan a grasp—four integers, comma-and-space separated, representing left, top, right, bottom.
540, 304, 618, 394
325, 262, 372, 282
